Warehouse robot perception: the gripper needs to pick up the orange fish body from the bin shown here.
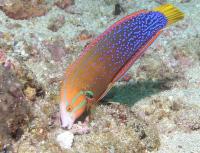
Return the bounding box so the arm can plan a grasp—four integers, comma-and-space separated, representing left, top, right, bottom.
60, 4, 184, 129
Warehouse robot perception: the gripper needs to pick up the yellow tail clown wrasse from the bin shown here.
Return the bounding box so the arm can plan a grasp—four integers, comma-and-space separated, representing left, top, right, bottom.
60, 4, 184, 129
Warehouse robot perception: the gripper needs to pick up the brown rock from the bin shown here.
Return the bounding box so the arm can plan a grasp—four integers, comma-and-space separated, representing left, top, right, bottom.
0, 0, 48, 20
55, 0, 74, 9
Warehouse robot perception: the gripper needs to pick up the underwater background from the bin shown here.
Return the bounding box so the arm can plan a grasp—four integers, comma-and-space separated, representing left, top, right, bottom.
0, 0, 200, 152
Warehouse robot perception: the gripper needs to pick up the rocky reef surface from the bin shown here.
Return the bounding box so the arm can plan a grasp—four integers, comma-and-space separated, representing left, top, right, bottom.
0, 0, 200, 153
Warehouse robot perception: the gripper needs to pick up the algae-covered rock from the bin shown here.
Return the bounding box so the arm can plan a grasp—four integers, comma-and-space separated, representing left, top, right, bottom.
0, 0, 48, 20
0, 65, 32, 151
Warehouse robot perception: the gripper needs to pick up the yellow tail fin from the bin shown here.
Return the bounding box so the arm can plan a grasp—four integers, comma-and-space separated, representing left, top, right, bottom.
153, 4, 184, 26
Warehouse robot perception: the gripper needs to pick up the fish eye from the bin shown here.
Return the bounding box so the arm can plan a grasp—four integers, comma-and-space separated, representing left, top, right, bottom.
66, 105, 73, 112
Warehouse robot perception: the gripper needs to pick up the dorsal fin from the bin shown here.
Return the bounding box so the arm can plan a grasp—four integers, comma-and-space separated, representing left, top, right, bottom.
66, 10, 147, 76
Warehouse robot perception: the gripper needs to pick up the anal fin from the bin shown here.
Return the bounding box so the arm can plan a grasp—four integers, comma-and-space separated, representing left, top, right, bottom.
96, 83, 114, 102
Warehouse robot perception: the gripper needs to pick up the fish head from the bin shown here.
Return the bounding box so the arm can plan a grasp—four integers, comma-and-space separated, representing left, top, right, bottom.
59, 83, 88, 129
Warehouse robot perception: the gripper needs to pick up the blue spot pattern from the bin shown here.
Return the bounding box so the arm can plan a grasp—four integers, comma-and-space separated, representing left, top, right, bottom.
72, 11, 168, 94
91, 11, 167, 78
99, 11, 166, 69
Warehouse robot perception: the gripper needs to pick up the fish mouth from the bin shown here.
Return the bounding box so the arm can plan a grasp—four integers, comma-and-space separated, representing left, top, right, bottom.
59, 102, 75, 129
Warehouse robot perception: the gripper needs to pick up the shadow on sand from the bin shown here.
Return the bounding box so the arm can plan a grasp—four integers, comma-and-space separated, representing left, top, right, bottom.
102, 78, 174, 106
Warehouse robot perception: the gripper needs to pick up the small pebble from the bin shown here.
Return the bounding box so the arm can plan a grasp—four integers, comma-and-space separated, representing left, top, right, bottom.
77, 30, 92, 41
56, 131, 74, 149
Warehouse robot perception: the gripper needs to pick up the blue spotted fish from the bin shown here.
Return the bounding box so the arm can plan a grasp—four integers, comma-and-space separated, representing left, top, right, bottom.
60, 4, 184, 129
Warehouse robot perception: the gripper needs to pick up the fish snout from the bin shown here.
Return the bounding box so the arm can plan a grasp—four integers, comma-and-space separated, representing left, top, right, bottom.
60, 112, 74, 130
59, 102, 75, 129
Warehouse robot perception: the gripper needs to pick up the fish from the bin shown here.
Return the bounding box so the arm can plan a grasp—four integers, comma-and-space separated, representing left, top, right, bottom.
60, 4, 184, 129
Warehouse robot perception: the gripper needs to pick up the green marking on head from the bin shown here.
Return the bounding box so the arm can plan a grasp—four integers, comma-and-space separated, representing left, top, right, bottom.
72, 99, 87, 113
84, 90, 94, 98
72, 91, 84, 104
65, 90, 94, 114
71, 90, 94, 105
